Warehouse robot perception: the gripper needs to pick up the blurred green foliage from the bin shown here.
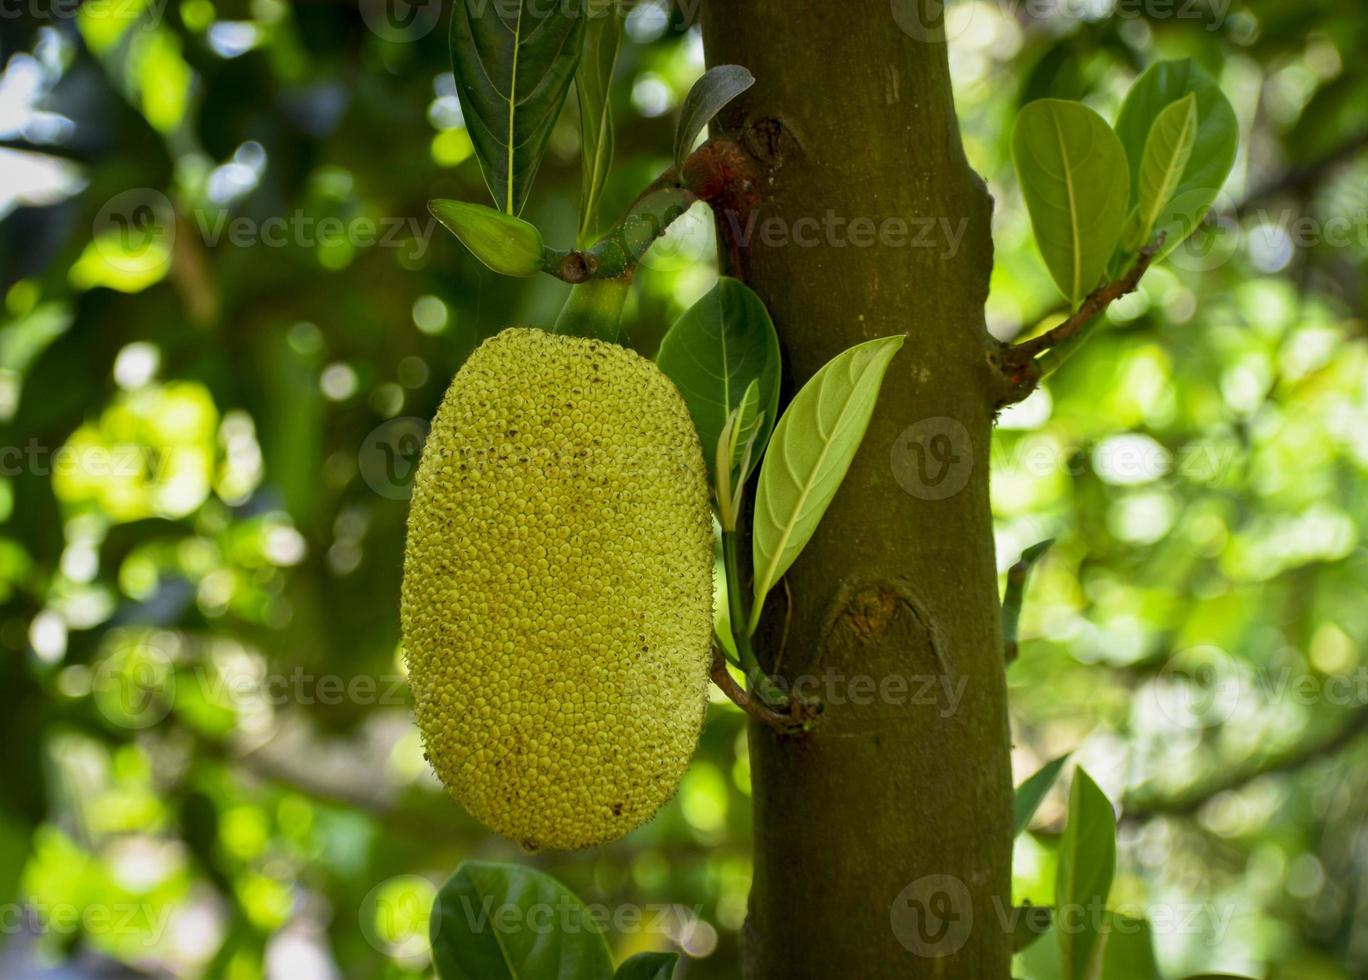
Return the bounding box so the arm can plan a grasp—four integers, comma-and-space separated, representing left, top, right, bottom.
0, 0, 1365, 977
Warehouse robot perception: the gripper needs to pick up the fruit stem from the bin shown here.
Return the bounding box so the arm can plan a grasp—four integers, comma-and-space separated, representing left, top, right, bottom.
722, 529, 789, 709
544, 136, 758, 285
552, 277, 630, 342
710, 647, 814, 736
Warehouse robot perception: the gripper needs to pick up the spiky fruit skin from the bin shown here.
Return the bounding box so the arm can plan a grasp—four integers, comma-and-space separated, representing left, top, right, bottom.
402, 328, 713, 850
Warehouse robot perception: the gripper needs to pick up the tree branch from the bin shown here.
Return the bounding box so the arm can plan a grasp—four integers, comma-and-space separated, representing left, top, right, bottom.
991, 238, 1162, 406
1122, 704, 1368, 823
710, 647, 818, 736
1232, 131, 1368, 219
1014, 240, 1162, 360
545, 136, 758, 283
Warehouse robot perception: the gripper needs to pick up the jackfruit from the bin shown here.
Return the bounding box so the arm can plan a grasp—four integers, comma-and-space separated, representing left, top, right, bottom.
402, 327, 714, 850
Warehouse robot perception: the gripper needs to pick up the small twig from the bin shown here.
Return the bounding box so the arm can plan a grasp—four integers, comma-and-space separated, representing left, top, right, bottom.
1012, 238, 1163, 361
710, 647, 816, 736
545, 135, 757, 284
1002, 538, 1054, 665
772, 578, 794, 675
992, 238, 1164, 406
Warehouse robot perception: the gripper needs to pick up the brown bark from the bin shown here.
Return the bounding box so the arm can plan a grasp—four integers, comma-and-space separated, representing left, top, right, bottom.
699, 2, 1014, 976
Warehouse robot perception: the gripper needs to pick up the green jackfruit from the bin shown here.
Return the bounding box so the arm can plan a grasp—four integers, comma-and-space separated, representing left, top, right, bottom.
402, 327, 714, 850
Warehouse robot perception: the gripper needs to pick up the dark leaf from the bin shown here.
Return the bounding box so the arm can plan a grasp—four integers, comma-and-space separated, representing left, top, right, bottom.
430, 862, 614, 980
451, 0, 587, 215
674, 65, 755, 171
1013, 752, 1070, 836
614, 951, 679, 980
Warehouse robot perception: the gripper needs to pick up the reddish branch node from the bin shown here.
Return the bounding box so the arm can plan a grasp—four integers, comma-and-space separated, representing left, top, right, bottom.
683, 136, 761, 217
548, 136, 762, 284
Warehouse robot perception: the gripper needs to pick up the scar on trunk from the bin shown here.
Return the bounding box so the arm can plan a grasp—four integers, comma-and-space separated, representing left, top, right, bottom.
816, 578, 952, 682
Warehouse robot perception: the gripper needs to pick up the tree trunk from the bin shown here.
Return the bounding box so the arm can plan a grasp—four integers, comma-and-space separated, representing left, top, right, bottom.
699, 2, 1014, 977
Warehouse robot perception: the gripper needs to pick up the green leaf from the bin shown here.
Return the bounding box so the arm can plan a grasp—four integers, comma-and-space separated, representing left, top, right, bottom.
429, 861, 614, 980
749, 335, 905, 632
655, 277, 781, 482
614, 951, 680, 980
576, 0, 623, 246
731, 378, 763, 475
1135, 93, 1198, 244
1003, 537, 1054, 664
1014, 921, 1062, 977
450, 0, 586, 215
1114, 59, 1238, 261
1013, 99, 1130, 304
674, 64, 755, 171
1100, 913, 1160, 980
1014, 752, 1071, 836
713, 379, 764, 530
429, 200, 547, 277
1056, 768, 1117, 980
